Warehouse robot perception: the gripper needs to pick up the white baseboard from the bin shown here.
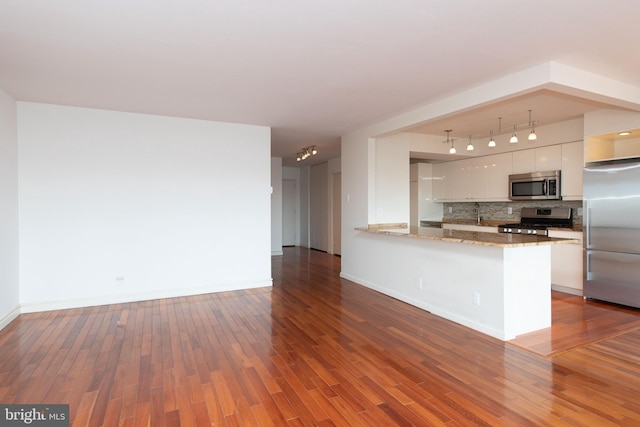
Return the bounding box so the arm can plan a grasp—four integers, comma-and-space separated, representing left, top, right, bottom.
271, 250, 284, 256
551, 284, 583, 296
339, 272, 508, 341
0, 306, 20, 331
20, 279, 273, 314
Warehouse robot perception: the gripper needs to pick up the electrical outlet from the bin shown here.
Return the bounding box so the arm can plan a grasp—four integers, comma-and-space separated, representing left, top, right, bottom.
578, 207, 583, 216
507, 207, 513, 215
448, 206, 453, 214
377, 207, 383, 216
416, 277, 423, 290
473, 292, 481, 306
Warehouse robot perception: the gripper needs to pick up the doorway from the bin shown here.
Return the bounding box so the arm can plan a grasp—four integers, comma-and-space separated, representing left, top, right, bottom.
282, 179, 297, 246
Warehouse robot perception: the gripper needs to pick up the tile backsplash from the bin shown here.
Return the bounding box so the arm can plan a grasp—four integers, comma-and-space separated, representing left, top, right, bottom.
442, 200, 583, 225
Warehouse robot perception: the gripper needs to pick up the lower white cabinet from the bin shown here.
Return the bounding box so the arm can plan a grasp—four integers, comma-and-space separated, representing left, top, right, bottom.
548, 230, 583, 295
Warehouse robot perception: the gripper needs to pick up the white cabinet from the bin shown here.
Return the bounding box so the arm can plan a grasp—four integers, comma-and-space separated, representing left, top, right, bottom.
484, 152, 512, 200
512, 150, 535, 174
432, 162, 445, 201
433, 143, 574, 202
548, 230, 583, 295
453, 159, 472, 200
439, 153, 512, 202
561, 141, 583, 200
469, 157, 488, 200
512, 145, 562, 174
410, 163, 421, 226
535, 145, 562, 171
443, 161, 457, 200
411, 163, 441, 225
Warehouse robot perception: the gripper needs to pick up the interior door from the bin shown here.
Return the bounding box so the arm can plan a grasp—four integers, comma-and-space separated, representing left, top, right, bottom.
282, 179, 296, 246
310, 162, 329, 252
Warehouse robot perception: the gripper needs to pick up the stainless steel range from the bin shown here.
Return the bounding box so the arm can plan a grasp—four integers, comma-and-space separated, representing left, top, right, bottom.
498, 207, 573, 236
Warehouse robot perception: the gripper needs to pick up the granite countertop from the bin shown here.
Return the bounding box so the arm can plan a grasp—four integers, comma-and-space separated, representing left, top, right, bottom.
442, 219, 583, 232
356, 225, 581, 248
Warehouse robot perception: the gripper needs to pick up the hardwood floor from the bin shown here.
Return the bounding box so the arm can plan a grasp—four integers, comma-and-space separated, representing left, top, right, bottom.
510, 291, 640, 357
2, 246, 640, 426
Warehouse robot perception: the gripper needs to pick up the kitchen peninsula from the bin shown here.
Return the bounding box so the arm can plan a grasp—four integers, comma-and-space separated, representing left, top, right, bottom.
353, 225, 580, 340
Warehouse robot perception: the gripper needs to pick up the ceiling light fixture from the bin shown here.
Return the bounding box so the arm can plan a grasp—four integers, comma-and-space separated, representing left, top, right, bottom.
528, 110, 537, 141
510, 125, 518, 143
618, 131, 631, 136
466, 135, 474, 151
443, 130, 456, 154
296, 145, 318, 162
488, 130, 496, 147
488, 119, 500, 148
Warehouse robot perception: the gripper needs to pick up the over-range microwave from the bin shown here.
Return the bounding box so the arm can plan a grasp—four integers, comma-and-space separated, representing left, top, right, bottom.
509, 170, 561, 200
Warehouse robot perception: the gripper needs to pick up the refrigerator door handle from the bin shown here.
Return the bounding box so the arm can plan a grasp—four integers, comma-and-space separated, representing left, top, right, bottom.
584, 200, 590, 248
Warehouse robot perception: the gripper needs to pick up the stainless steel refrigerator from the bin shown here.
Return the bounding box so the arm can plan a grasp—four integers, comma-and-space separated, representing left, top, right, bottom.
583, 158, 640, 308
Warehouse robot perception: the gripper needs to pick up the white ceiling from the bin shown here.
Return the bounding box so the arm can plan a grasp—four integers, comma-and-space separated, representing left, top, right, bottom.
1, 1, 640, 166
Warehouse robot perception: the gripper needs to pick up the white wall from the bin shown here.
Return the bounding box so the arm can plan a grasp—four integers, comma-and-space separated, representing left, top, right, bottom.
0, 89, 19, 328
340, 133, 373, 279
584, 109, 640, 136
327, 157, 341, 254
18, 103, 272, 312
271, 157, 283, 255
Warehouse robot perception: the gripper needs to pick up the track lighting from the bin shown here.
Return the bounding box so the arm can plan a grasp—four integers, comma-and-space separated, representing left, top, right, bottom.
528, 110, 537, 141
296, 145, 318, 162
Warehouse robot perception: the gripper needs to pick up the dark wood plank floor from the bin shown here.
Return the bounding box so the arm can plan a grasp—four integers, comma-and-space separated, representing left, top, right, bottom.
2, 246, 640, 426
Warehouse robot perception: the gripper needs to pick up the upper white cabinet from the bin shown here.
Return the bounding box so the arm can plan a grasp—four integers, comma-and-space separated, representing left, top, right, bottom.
411, 163, 442, 224
484, 152, 513, 200
561, 141, 583, 200
512, 145, 561, 174
434, 152, 512, 201
535, 145, 562, 171
511, 150, 535, 174
431, 162, 445, 201
432, 142, 580, 202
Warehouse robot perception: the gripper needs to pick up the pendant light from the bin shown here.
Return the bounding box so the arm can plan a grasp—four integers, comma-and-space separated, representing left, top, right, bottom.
488, 129, 496, 147
444, 130, 456, 154
466, 135, 474, 151
528, 110, 537, 141
510, 124, 518, 143
489, 118, 501, 147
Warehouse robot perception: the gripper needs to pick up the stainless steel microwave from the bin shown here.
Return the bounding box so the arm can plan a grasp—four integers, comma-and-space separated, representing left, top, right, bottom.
509, 170, 561, 200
